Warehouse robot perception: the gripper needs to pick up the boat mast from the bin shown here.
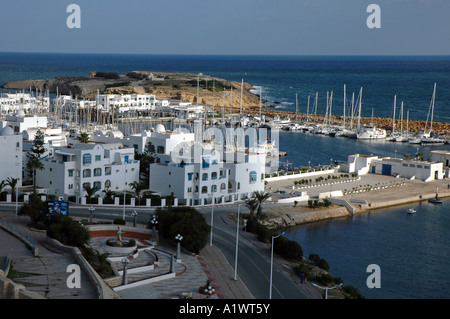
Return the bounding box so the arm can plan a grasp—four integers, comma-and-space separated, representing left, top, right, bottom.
429, 82, 436, 134
343, 84, 346, 128
392, 95, 396, 136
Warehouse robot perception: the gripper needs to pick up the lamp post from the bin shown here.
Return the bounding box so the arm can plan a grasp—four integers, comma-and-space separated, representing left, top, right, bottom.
269, 231, 284, 299
234, 204, 240, 281
123, 162, 127, 221
175, 234, 183, 262
131, 210, 138, 227
209, 194, 214, 246
121, 257, 130, 285
88, 206, 95, 224
311, 282, 343, 299
15, 155, 20, 216
150, 215, 158, 244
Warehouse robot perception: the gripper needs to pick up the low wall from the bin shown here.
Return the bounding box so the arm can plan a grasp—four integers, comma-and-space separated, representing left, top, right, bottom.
265, 169, 336, 182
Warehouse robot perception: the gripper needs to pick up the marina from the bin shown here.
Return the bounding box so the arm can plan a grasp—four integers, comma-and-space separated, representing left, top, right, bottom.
1, 53, 450, 300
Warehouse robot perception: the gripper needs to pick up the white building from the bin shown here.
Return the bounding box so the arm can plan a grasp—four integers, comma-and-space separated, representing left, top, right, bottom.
149, 131, 266, 205
343, 153, 443, 182
37, 142, 139, 202
96, 94, 157, 113
430, 150, 450, 167
0, 112, 47, 134
0, 92, 49, 115
0, 126, 23, 188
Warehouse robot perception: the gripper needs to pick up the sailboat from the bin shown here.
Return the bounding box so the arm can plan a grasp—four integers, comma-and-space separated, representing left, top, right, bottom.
395, 101, 409, 142
356, 88, 387, 140
421, 83, 445, 145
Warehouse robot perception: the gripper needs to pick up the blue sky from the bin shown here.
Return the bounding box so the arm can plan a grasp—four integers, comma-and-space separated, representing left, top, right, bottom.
0, 0, 449, 55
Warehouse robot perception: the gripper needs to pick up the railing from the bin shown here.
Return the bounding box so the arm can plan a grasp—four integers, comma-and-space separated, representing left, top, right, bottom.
0, 220, 37, 254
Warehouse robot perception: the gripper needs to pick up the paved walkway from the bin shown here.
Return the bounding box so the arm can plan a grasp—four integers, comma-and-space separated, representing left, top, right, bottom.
0, 213, 254, 299
0, 214, 97, 299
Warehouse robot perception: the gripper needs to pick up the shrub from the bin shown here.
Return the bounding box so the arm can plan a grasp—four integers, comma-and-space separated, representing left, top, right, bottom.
113, 218, 126, 225
46, 216, 90, 248
274, 236, 303, 261
156, 206, 210, 254
309, 253, 330, 271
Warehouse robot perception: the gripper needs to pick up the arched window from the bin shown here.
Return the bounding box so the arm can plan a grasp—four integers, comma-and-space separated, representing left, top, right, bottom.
83, 169, 91, 178
211, 172, 217, 180
201, 186, 208, 194
94, 168, 102, 177
220, 183, 226, 191
105, 180, 111, 188
211, 184, 217, 193
93, 181, 101, 190
83, 153, 92, 165
202, 173, 208, 181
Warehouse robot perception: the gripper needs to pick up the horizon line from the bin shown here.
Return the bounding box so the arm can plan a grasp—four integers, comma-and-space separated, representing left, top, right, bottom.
1, 51, 450, 58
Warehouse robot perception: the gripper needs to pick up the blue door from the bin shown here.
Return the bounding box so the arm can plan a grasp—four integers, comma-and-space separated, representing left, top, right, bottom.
382, 164, 392, 175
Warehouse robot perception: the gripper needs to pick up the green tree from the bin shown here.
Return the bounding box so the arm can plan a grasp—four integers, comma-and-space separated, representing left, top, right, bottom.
46, 216, 91, 248
83, 185, 99, 204
102, 189, 116, 204
135, 141, 157, 184
26, 157, 44, 193
155, 206, 210, 254
5, 177, 18, 201
78, 132, 90, 143
129, 181, 146, 205
244, 197, 259, 221
253, 191, 271, 222
30, 129, 46, 158
18, 192, 46, 225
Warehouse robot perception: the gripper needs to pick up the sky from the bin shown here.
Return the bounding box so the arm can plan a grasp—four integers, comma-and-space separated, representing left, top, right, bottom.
0, 0, 449, 55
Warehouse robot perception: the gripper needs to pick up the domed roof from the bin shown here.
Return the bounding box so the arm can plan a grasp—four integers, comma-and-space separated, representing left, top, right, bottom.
0, 126, 14, 136
155, 124, 166, 133
16, 110, 25, 117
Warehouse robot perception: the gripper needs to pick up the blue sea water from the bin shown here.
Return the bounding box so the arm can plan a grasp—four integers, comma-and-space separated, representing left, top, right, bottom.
1, 52, 449, 299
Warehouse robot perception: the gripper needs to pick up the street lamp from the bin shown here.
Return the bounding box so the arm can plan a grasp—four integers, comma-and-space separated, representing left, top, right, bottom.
121, 257, 130, 285
15, 155, 20, 216
210, 194, 214, 246
175, 234, 183, 262
123, 162, 127, 221
234, 204, 241, 281
150, 215, 158, 244
269, 231, 284, 299
88, 206, 95, 224
131, 210, 138, 227
311, 282, 343, 299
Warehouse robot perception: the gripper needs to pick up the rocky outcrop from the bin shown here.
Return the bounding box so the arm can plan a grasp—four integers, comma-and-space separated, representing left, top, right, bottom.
1, 71, 263, 109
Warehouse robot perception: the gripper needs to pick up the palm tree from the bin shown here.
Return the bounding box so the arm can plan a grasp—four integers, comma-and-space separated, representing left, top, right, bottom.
83, 185, 99, 204
129, 181, 146, 205
253, 190, 271, 222
78, 132, 90, 143
5, 177, 18, 201
102, 189, 116, 204
26, 157, 44, 193
245, 197, 259, 221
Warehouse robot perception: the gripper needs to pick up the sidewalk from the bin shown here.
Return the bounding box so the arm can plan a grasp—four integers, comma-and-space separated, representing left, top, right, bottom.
0, 214, 97, 299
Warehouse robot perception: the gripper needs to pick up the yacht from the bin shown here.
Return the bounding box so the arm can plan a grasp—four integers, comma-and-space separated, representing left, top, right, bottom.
357, 125, 387, 140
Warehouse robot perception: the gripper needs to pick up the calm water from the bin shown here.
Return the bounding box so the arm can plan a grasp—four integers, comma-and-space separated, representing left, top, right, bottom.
1, 52, 449, 298
283, 199, 450, 299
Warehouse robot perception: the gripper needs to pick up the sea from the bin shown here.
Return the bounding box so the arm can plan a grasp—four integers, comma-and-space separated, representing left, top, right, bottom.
1, 52, 449, 299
